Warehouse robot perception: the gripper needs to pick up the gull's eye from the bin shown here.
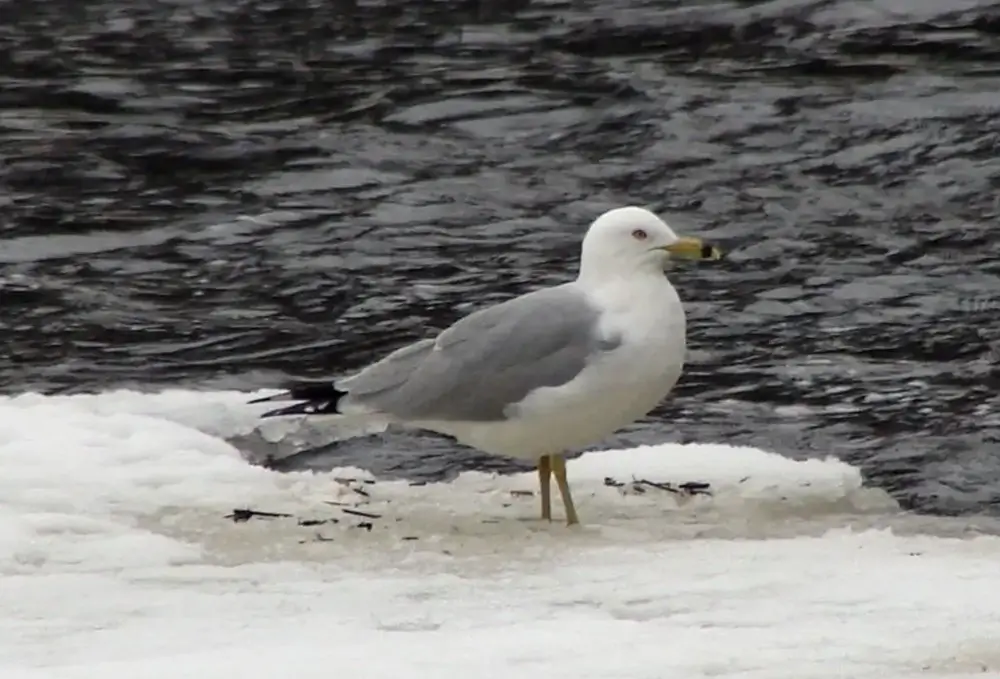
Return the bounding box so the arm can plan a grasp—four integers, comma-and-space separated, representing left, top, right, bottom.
631, 229, 648, 241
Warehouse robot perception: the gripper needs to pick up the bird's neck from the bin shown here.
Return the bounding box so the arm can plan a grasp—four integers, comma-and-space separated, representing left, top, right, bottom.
577, 260, 667, 289
577, 268, 677, 315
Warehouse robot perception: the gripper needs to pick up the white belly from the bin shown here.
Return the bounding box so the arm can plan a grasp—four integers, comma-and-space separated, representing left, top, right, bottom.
436, 374, 682, 460
419, 276, 687, 461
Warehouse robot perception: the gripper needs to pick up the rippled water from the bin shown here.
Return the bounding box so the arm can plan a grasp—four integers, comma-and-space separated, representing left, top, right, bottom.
2, 0, 999, 516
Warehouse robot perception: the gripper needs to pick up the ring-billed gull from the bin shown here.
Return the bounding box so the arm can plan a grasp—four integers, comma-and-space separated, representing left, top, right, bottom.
250, 206, 721, 525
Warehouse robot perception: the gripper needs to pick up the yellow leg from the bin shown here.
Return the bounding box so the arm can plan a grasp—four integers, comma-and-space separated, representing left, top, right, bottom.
551, 454, 579, 526
537, 455, 552, 521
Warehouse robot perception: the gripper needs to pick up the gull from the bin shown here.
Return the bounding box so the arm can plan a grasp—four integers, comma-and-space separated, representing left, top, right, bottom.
250, 206, 721, 525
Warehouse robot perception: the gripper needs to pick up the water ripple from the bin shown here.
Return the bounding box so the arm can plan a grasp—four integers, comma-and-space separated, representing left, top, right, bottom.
1, 0, 998, 516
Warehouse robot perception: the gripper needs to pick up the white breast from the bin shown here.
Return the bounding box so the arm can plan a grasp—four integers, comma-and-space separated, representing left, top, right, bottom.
577, 273, 687, 416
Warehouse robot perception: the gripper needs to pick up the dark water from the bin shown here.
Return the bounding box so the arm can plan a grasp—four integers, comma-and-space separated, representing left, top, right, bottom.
2, 0, 999, 517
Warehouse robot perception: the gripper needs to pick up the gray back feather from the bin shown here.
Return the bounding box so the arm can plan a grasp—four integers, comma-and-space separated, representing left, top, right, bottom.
337, 285, 618, 422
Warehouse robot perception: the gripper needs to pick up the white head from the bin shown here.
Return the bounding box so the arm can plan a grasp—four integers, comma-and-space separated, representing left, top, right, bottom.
578, 206, 720, 282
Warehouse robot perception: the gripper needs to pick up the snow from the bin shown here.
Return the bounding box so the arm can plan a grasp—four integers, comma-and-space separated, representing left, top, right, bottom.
1, 388, 999, 678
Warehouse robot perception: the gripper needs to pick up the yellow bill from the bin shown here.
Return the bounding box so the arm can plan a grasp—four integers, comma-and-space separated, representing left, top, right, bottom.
663, 236, 722, 261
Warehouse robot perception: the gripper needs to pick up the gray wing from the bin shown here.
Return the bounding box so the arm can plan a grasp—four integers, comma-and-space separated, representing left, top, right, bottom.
336, 284, 620, 422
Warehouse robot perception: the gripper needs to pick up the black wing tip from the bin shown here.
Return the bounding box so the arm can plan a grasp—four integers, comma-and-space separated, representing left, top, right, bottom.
248, 392, 288, 405
249, 379, 348, 418
259, 400, 340, 419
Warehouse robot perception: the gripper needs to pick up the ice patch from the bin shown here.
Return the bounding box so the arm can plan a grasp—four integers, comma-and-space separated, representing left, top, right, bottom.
2, 388, 996, 678
1, 388, 897, 571
3, 532, 1000, 678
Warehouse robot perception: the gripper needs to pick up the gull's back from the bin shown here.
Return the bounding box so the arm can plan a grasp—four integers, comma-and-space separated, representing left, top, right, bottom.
336, 283, 617, 424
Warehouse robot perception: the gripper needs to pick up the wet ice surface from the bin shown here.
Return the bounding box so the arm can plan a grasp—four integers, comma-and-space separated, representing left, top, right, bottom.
3, 389, 1000, 677
1, 0, 999, 518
